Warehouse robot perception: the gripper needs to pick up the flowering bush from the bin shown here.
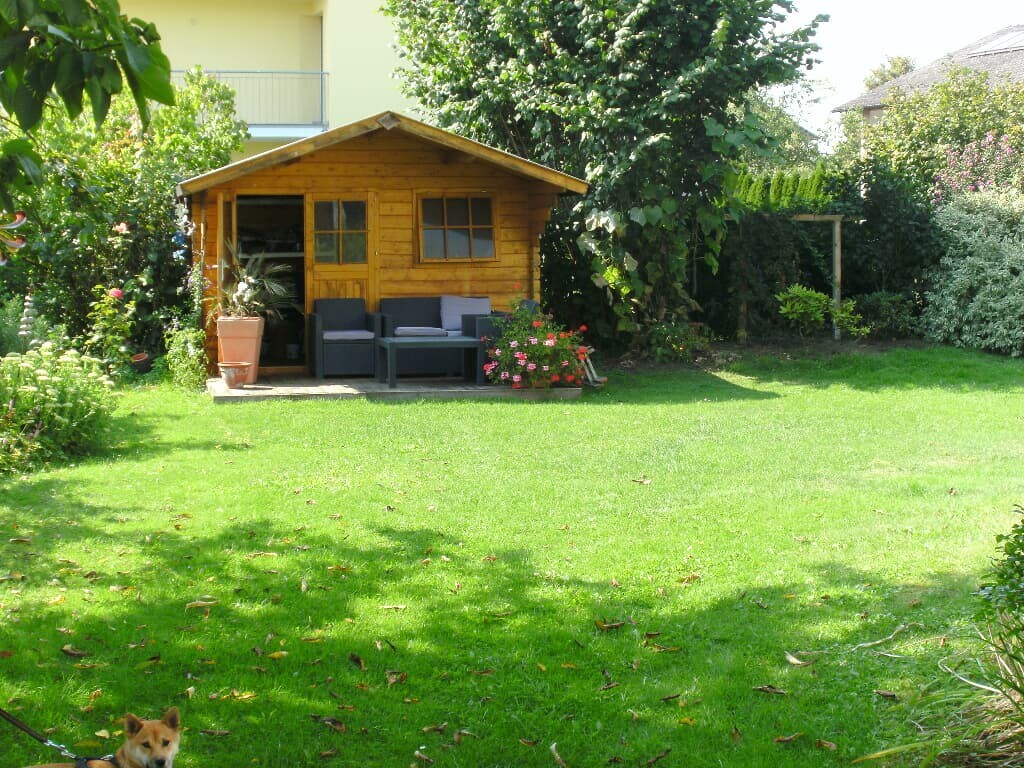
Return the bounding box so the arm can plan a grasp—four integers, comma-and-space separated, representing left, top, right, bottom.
165, 327, 208, 391
934, 132, 1024, 202
83, 285, 135, 376
1, 343, 116, 473
483, 304, 588, 388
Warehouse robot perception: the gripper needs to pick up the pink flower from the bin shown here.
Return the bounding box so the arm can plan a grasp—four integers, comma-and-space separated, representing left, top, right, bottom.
561, 360, 569, 367
544, 339, 555, 347
542, 365, 549, 371
501, 371, 509, 380
509, 340, 519, 348
112, 222, 130, 235
527, 363, 537, 371
512, 374, 521, 383
528, 337, 538, 345
108, 288, 124, 300
493, 348, 502, 356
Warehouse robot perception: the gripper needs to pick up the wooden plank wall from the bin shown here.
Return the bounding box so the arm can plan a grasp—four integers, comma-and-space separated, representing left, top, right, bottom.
193, 129, 566, 366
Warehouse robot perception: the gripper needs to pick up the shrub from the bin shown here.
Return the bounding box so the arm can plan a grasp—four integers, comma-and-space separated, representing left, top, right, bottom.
484, 303, 587, 388
856, 291, 919, 339
0, 344, 116, 473
165, 327, 208, 391
776, 284, 831, 336
979, 506, 1024, 618
644, 319, 712, 362
922, 190, 1024, 356
83, 285, 135, 376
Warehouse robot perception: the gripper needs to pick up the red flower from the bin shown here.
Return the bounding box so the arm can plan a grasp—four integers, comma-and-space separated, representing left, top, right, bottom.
579, 324, 588, 332
546, 333, 555, 340
566, 374, 575, 383
551, 374, 560, 383
531, 320, 543, 329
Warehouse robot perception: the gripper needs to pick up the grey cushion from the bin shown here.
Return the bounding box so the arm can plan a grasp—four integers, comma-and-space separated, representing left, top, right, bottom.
446, 329, 469, 337
394, 326, 448, 337
323, 329, 375, 341
440, 295, 491, 331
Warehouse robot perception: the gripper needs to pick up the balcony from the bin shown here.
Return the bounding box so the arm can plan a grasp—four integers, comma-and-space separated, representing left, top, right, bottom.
173, 70, 329, 141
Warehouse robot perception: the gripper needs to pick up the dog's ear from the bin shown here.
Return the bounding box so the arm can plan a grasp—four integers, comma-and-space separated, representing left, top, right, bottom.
124, 713, 144, 736
161, 707, 180, 731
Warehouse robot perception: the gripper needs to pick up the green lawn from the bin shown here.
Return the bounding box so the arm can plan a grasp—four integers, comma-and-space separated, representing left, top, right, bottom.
2, 346, 1022, 767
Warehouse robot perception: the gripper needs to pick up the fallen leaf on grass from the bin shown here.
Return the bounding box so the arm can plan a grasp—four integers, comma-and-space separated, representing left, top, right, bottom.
185, 598, 218, 611
61, 644, 89, 658
599, 681, 620, 691
642, 748, 671, 766
785, 652, 814, 667
595, 619, 625, 631
731, 726, 742, 743
482, 555, 498, 562
381, 604, 407, 611
95, 729, 110, 739
678, 717, 695, 725
753, 685, 787, 696
679, 572, 702, 585
452, 730, 475, 744
774, 733, 804, 744
550, 742, 567, 767
349, 653, 365, 671
520, 738, 537, 747
267, 651, 289, 660
632, 476, 652, 485
200, 729, 231, 737
421, 722, 447, 733
386, 670, 407, 686
873, 689, 899, 701
414, 749, 434, 764
469, 669, 494, 676
245, 551, 278, 559
816, 739, 837, 750
8, 537, 31, 544
319, 750, 337, 759
0, 650, 13, 658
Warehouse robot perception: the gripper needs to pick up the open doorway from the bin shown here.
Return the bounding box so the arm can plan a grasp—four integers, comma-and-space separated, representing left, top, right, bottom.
236, 195, 306, 368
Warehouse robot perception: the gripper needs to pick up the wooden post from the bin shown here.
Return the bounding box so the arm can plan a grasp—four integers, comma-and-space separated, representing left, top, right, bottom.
832, 218, 842, 341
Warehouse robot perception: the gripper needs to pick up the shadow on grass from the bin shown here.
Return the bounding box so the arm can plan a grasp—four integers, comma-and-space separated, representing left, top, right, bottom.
724, 345, 1024, 393
0, 483, 977, 767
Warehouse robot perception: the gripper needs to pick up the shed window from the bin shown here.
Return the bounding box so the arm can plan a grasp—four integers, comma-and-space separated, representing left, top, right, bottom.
314, 200, 367, 264
420, 196, 495, 261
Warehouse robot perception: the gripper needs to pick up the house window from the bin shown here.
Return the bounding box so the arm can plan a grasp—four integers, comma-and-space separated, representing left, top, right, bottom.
314, 200, 367, 264
420, 196, 495, 261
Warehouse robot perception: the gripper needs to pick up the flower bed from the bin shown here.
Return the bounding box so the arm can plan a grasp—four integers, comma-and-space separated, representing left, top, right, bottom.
482, 304, 587, 389
1, 343, 116, 473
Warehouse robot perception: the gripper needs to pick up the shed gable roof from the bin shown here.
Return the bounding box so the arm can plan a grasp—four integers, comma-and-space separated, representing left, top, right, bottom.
178, 111, 589, 196
835, 24, 1024, 112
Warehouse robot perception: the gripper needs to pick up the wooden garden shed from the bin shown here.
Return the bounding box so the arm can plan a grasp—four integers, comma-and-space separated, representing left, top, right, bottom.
177, 111, 588, 375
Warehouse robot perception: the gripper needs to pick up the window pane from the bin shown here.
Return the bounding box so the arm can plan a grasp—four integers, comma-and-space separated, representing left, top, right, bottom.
342, 201, 366, 231
422, 229, 446, 259
446, 198, 470, 226
472, 228, 495, 258
314, 201, 338, 231
422, 198, 445, 227
448, 228, 471, 259
341, 232, 367, 264
315, 233, 338, 264
471, 198, 493, 226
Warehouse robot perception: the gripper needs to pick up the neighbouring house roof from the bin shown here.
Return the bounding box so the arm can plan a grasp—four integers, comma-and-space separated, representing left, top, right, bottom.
177, 111, 589, 196
835, 25, 1024, 112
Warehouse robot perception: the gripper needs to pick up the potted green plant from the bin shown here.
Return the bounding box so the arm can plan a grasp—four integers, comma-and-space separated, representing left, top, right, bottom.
210, 255, 293, 385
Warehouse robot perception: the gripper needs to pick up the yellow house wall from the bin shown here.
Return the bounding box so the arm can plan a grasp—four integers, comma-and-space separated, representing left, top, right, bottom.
122, 0, 412, 133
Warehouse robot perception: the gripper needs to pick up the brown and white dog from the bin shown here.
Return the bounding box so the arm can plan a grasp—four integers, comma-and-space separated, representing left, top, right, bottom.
25, 708, 180, 768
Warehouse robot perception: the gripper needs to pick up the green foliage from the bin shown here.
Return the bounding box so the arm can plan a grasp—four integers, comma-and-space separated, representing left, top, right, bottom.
832, 299, 870, 339
776, 283, 831, 336
735, 88, 822, 173
383, 0, 825, 347
5, 69, 247, 349
212, 255, 295, 320
856, 291, 919, 339
484, 303, 587, 388
979, 505, 1024, 617
733, 164, 830, 212
165, 327, 208, 391
83, 285, 134, 375
0, 0, 173, 208
0, 343, 115, 473
921, 190, 1024, 356
862, 55, 914, 91
643, 319, 711, 362
864, 69, 1024, 198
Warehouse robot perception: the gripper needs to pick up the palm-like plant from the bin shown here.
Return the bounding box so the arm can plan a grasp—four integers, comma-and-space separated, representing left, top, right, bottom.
212, 254, 295, 320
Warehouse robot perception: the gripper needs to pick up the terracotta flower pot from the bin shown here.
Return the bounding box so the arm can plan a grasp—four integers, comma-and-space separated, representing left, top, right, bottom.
218, 362, 252, 389
216, 316, 264, 384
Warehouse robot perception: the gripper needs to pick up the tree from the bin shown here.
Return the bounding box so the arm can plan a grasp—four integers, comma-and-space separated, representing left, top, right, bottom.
0, 0, 173, 208
863, 55, 914, 91
384, 0, 824, 344
864, 68, 1024, 196
1, 70, 248, 349
736, 84, 822, 173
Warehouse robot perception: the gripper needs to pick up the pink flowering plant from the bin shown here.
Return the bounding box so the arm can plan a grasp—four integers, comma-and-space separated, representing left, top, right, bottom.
83, 285, 135, 376
934, 132, 1024, 203
482, 302, 588, 388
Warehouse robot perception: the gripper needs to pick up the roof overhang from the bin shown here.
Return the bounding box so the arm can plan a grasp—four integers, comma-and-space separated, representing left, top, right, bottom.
177, 111, 589, 197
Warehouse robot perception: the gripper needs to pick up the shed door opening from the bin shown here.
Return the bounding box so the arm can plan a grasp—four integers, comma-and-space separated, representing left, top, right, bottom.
236, 195, 306, 368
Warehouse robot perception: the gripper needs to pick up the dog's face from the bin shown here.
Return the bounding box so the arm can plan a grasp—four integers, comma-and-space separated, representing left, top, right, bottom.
120, 708, 180, 768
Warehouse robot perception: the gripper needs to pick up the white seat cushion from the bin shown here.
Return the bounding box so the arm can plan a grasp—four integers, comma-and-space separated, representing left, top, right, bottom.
322, 330, 375, 341
394, 326, 448, 337
440, 295, 491, 331
446, 329, 469, 337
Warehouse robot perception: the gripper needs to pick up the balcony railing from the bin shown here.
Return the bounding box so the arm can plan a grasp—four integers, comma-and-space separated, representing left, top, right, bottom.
173, 70, 328, 129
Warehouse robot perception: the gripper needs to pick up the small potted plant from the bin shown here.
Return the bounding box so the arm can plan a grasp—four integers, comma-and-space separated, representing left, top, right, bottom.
482, 302, 589, 392
209, 254, 293, 385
